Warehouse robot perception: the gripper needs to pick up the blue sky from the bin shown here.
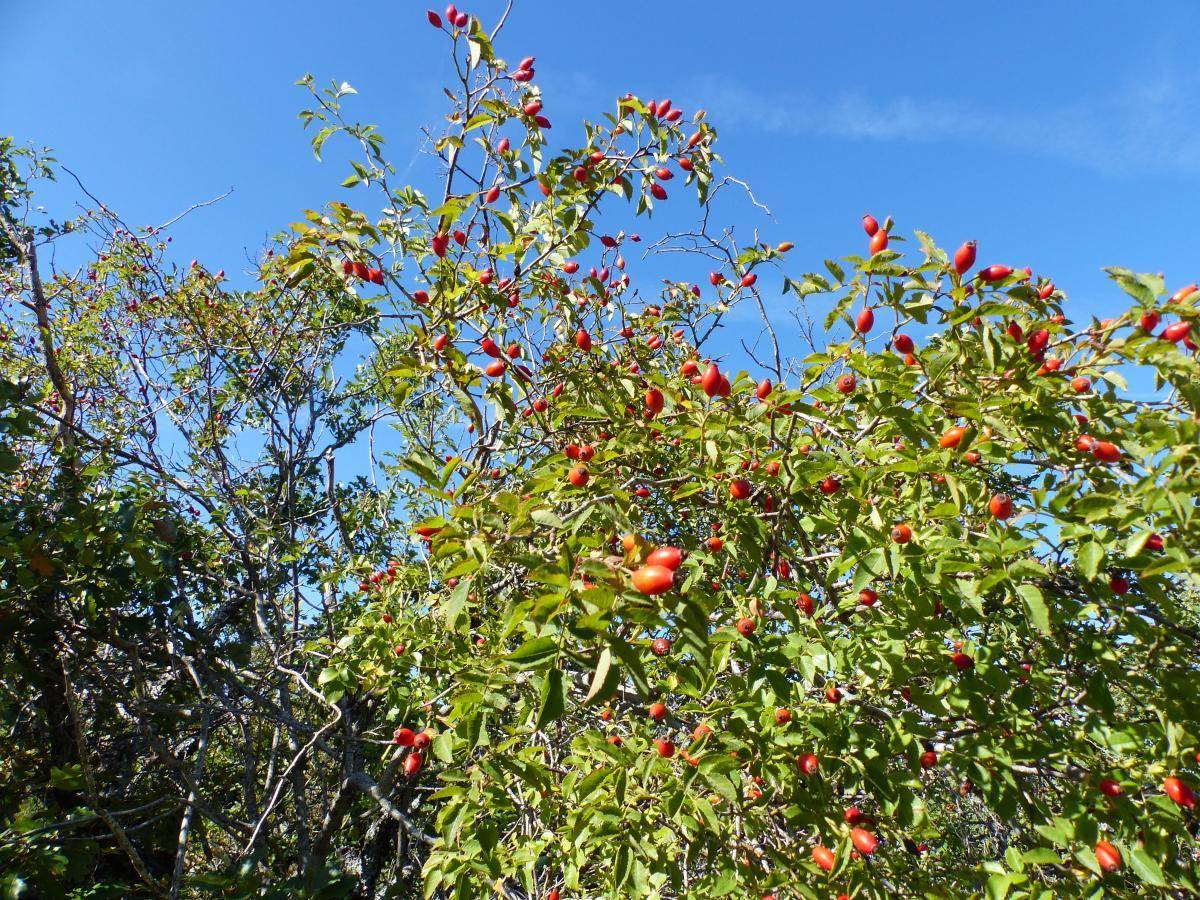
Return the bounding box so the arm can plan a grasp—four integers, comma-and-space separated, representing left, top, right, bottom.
5, 0, 1200, 378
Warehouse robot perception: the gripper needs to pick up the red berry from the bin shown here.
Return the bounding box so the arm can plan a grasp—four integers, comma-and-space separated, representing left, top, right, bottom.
988, 493, 1014, 520
631, 564, 674, 595
646, 546, 682, 570
403, 752, 425, 778
1164, 776, 1196, 808
851, 828, 878, 856
1170, 283, 1198, 303
953, 240, 977, 275
1163, 321, 1191, 343
812, 844, 835, 871
394, 727, 416, 746
939, 425, 967, 450
1095, 840, 1122, 873
701, 363, 723, 397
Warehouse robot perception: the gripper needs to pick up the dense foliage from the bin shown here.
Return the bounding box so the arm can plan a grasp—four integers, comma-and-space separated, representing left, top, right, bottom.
1, 7, 1198, 898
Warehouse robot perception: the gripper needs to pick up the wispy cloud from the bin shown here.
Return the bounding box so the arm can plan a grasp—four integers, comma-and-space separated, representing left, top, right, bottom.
695, 74, 1200, 178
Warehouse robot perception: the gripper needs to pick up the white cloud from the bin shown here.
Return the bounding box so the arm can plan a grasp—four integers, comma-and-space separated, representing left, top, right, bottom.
695, 74, 1200, 178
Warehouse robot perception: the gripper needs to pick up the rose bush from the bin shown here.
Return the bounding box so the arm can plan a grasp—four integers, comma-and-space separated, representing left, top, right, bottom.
1, 6, 1198, 898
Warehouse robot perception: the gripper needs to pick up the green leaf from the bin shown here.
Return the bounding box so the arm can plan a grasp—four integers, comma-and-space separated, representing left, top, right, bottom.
441, 579, 471, 632
47, 765, 85, 792
423, 866, 444, 900
584, 648, 615, 704
432, 730, 455, 765
1076, 540, 1104, 581
508, 636, 559, 670
1103, 267, 1164, 306
464, 113, 494, 133
985, 872, 1016, 900
311, 126, 336, 161
612, 845, 632, 889
535, 668, 567, 730
608, 634, 651, 696
530, 509, 566, 529
1128, 846, 1167, 886
1125, 530, 1153, 558
1022, 848, 1060, 866
1016, 583, 1051, 634
982, 325, 1000, 370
